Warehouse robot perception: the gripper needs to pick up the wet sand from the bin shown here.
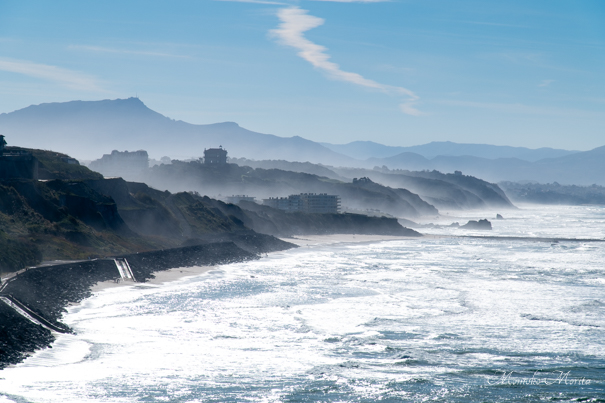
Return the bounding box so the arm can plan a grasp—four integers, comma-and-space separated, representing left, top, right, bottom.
90, 265, 215, 292
282, 234, 422, 247
90, 234, 423, 292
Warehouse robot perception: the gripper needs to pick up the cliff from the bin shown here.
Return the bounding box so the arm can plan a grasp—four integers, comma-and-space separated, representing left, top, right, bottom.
0, 150, 297, 274
143, 162, 438, 218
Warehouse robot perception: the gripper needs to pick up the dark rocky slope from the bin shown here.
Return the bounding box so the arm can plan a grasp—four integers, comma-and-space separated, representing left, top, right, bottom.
0, 241, 260, 369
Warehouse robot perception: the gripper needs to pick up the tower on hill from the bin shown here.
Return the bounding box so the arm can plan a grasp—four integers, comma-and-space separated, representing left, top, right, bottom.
204, 146, 227, 165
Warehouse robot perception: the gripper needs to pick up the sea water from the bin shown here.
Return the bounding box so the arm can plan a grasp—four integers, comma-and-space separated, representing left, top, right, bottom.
1, 205, 604, 402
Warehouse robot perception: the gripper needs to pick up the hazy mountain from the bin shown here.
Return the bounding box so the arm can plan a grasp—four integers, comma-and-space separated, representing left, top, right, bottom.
322, 140, 578, 161
369, 147, 605, 186
499, 181, 605, 205
0, 98, 357, 165
367, 152, 432, 171
2, 98, 601, 186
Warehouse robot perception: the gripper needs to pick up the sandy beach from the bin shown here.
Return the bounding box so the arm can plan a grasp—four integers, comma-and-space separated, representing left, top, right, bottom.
89, 234, 420, 292
282, 234, 420, 247
90, 264, 216, 292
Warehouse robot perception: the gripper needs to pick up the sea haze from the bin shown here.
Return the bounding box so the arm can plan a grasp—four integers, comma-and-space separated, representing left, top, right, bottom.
0, 205, 604, 402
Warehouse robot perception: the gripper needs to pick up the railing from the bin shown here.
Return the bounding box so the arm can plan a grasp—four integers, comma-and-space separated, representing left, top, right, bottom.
0, 295, 70, 333
113, 258, 137, 282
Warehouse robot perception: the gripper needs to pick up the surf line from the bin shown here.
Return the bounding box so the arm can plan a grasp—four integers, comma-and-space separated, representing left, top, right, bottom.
0, 257, 136, 333
0, 295, 70, 333
457, 235, 605, 243
113, 258, 137, 283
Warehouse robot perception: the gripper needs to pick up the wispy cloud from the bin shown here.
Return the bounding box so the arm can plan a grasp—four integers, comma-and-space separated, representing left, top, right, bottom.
0, 58, 104, 91
270, 7, 420, 115
538, 79, 555, 87
69, 45, 191, 59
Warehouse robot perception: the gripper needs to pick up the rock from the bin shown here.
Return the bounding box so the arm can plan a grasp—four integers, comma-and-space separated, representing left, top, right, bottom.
496, 214, 504, 220
460, 219, 492, 230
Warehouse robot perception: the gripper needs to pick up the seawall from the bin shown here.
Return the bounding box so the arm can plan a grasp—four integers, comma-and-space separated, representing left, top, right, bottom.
0, 238, 295, 369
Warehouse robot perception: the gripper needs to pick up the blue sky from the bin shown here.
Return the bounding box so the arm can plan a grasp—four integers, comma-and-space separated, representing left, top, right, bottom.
0, 0, 604, 150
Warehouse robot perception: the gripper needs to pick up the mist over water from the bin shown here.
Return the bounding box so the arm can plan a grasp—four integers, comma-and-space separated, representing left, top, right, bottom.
1, 205, 604, 402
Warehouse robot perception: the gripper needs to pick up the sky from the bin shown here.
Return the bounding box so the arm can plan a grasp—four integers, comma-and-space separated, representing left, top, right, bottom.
0, 0, 604, 150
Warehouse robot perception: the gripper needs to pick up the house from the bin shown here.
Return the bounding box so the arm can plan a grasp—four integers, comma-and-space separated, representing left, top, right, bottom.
204, 146, 227, 165
263, 193, 340, 214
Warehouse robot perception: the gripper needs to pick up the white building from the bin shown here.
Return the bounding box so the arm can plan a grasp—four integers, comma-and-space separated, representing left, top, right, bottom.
263, 193, 340, 214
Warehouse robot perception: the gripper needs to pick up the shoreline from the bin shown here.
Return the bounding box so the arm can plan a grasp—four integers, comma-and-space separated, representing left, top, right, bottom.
283, 234, 419, 247
90, 264, 216, 292
3, 227, 603, 370
89, 234, 422, 292
0, 241, 266, 370
89, 231, 605, 293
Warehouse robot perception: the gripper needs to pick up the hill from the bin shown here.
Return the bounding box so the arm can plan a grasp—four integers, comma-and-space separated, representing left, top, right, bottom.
0, 98, 356, 165
208, 159, 514, 211
2, 98, 600, 185
1, 148, 423, 273
142, 162, 439, 219
368, 147, 605, 186
322, 140, 578, 161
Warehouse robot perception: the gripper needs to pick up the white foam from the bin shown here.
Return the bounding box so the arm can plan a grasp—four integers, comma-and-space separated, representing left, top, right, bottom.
1, 205, 604, 402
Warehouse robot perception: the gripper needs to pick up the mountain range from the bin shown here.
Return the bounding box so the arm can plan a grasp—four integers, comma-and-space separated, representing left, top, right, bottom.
0, 98, 357, 166
321, 140, 578, 161
1, 98, 603, 185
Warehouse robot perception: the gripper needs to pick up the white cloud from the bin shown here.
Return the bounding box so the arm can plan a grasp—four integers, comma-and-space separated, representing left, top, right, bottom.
538, 79, 555, 87
0, 58, 104, 92
399, 102, 423, 116
270, 7, 420, 115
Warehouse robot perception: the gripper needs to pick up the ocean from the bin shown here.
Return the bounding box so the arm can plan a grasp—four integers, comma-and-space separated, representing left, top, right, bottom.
1, 205, 604, 402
